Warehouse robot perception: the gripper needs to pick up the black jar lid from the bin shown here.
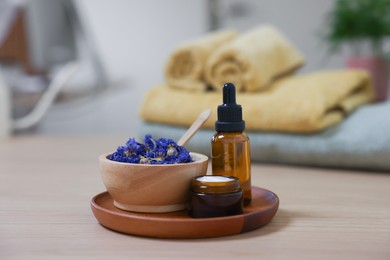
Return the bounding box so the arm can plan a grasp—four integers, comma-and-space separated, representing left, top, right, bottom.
191, 175, 241, 194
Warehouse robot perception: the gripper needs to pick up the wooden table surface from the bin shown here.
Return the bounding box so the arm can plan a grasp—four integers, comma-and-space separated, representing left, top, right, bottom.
1, 136, 389, 260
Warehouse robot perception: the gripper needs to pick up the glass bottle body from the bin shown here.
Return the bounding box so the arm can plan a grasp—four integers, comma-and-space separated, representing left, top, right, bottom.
211, 132, 251, 205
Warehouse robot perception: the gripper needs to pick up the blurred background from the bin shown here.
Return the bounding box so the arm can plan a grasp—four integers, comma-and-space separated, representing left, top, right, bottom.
3, 0, 387, 136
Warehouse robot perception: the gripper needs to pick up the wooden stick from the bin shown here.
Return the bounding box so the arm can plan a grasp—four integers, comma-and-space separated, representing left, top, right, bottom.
177, 109, 211, 146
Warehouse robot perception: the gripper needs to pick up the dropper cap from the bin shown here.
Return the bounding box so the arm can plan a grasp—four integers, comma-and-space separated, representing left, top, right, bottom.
215, 83, 245, 132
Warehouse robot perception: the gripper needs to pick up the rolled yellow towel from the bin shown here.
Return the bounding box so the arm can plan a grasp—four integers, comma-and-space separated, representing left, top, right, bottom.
205, 25, 304, 92
140, 70, 373, 133
164, 30, 238, 91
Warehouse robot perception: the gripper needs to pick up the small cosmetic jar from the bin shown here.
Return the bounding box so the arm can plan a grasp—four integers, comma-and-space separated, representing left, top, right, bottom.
188, 175, 243, 218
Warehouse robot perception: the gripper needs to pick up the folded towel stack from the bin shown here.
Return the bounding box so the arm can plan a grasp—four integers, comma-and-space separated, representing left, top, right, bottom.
137, 25, 379, 170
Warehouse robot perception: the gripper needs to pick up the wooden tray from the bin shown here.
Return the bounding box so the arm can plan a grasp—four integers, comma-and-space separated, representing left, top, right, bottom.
91, 186, 279, 239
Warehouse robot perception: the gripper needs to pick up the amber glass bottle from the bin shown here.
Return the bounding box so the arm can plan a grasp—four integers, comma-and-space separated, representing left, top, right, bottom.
211, 83, 252, 205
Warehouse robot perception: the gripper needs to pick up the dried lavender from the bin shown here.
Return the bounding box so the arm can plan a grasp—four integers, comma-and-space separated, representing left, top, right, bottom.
109, 135, 193, 164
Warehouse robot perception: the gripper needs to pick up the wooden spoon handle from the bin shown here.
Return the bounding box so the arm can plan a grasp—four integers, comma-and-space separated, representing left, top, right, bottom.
177, 109, 212, 146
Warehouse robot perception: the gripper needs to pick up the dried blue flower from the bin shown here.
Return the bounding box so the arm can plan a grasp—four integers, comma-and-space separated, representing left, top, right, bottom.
109, 135, 193, 164
144, 134, 157, 151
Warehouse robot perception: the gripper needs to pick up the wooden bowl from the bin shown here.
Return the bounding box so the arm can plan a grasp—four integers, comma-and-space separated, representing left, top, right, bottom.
99, 152, 208, 213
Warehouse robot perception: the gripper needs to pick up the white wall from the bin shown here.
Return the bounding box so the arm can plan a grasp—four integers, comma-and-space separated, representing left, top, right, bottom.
37, 0, 346, 135
36, 0, 209, 135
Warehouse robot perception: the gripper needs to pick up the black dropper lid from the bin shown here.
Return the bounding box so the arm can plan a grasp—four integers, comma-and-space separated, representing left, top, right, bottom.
215, 83, 245, 132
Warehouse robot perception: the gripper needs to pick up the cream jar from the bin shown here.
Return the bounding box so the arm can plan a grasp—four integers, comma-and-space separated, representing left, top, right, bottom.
188, 175, 243, 218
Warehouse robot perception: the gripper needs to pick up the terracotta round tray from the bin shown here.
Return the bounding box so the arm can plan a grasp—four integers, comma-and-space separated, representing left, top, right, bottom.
91, 186, 279, 239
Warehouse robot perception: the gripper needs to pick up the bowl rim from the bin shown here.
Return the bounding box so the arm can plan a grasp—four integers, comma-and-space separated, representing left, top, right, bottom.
99, 152, 208, 167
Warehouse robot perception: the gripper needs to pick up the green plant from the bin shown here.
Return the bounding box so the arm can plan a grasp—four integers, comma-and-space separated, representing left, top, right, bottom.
325, 0, 390, 56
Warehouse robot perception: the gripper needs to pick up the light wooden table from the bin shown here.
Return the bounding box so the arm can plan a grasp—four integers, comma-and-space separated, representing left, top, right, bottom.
1, 136, 389, 260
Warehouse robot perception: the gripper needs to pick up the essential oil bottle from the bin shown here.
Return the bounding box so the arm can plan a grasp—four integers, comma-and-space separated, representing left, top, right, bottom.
211, 83, 252, 205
